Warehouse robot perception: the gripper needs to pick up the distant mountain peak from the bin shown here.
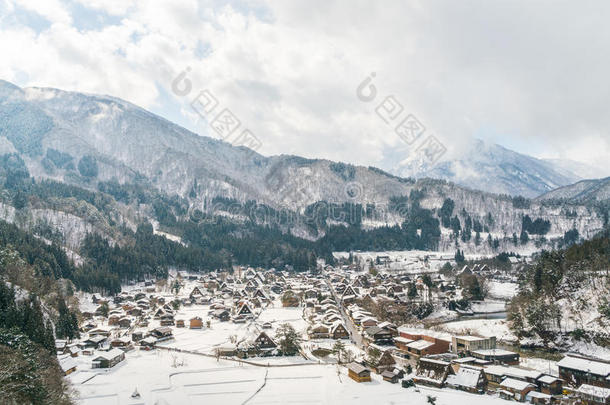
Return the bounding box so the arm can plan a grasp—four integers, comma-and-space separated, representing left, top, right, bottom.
382, 137, 582, 198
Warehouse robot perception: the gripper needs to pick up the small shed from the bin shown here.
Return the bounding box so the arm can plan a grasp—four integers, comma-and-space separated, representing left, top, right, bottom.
347, 362, 372, 383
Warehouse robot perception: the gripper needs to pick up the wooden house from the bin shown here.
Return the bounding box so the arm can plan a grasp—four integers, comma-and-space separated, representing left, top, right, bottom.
575, 384, 610, 405
159, 315, 175, 326
108, 315, 120, 326
92, 349, 125, 369
212, 309, 230, 321
537, 375, 563, 395
498, 378, 536, 402
236, 302, 254, 317
151, 326, 173, 339
397, 328, 450, 358
254, 331, 276, 350
331, 322, 349, 339
374, 349, 397, 374
360, 317, 378, 328
110, 336, 132, 349
83, 335, 107, 349
412, 358, 451, 388
445, 365, 486, 393
558, 354, 610, 388
189, 317, 203, 329
59, 356, 77, 376
364, 326, 393, 345
382, 369, 401, 384
309, 324, 330, 339
347, 362, 372, 383
118, 317, 131, 328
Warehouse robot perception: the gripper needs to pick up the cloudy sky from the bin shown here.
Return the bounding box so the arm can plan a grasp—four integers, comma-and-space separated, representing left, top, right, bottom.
1, 0, 609, 176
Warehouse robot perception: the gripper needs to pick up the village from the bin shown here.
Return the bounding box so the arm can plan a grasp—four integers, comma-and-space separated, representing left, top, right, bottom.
57, 257, 610, 405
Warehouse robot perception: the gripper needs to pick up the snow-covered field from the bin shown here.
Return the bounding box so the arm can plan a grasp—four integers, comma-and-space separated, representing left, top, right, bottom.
470, 300, 506, 313
69, 287, 518, 405
156, 305, 308, 355
70, 349, 515, 405
436, 318, 516, 342
487, 282, 518, 300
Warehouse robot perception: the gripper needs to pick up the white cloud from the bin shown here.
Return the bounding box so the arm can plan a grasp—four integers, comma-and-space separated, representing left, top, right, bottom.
0, 0, 609, 177
12, 0, 72, 24
73, 0, 137, 16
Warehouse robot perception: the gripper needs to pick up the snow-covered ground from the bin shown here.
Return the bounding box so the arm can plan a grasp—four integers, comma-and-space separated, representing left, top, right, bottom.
436, 318, 516, 342
70, 349, 515, 405
519, 357, 559, 377
487, 281, 519, 300
470, 300, 506, 314
155, 304, 308, 355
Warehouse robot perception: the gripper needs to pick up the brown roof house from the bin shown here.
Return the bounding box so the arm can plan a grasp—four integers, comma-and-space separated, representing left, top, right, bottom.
347, 362, 372, 383
373, 349, 397, 374
254, 331, 277, 350
413, 358, 451, 388
331, 322, 349, 340
189, 317, 204, 329
309, 324, 330, 339
445, 365, 486, 394
498, 378, 536, 402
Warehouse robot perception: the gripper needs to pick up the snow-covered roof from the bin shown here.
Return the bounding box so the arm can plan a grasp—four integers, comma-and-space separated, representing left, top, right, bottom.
484, 365, 542, 380
446, 367, 481, 388
576, 384, 610, 399
420, 357, 450, 366
558, 355, 610, 377
406, 340, 435, 350
499, 378, 535, 391
397, 327, 452, 341
537, 375, 560, 384
525, 391, 552, 399
59, 356, 77, 372
453, 357, 477, 364
347, 362, 369, 374
394, 336, 414, 344
93, 348, 124, 360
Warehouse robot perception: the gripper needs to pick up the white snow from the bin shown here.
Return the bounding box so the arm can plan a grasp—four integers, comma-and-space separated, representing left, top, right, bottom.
69, 349, 517, 405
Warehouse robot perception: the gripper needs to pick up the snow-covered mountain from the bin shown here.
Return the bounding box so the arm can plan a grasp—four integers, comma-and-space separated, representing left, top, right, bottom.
537, 177, 610, 203
0, 79, 605, 251
383, 138, 582, 198
0, 79, 418, 211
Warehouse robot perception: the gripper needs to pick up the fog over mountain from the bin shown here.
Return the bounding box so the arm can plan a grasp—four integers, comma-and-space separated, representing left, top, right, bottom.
382, 138, 586, 198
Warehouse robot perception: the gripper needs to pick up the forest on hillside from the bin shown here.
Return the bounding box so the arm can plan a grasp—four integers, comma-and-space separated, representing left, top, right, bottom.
508, 231, 610, 347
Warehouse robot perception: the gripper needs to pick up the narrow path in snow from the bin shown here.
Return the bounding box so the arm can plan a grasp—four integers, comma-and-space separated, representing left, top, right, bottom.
241, 368, 268, 405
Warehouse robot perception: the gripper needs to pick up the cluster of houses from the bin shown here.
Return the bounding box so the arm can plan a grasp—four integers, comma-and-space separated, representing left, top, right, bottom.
328, 270, 438, 304
55, 264, 610, 405
345, 324, 610, 404
56, 267, 347, 375
324, 269, 610, 404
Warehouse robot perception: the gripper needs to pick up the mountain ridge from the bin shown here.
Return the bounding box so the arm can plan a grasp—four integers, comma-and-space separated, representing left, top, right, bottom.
537, 177, 610, 203
383, 138, 584, 198
0, 79, 606, 255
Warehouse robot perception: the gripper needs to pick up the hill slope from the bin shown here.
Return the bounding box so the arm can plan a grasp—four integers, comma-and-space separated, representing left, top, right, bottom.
384, 139, 581, 198
0, 79, 606, 257
537, 177, 610, 203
